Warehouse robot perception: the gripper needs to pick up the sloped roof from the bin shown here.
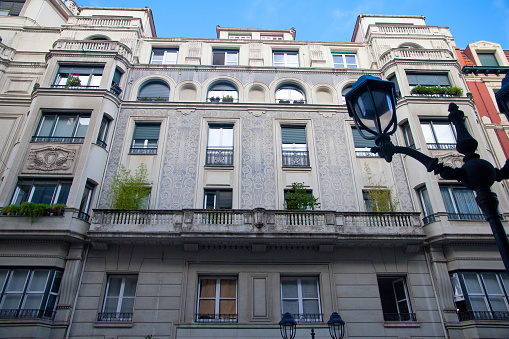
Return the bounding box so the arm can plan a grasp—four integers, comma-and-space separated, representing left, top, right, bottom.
460, 50, 476, 66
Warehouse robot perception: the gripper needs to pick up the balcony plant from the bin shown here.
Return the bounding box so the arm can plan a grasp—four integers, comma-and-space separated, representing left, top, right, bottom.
222, 95, 234, 102
110, 82, 122, 95
19, 202, 49, 223
279, 99, 291, 104
65, 74, 81, 87
410, 85, 463, 97
48, 203, 66, 215
285, 182, 321, 210
111, 163, 152, 209
209, 96, 220, 103
1, 204, 20, 216
364, 164, 400, 212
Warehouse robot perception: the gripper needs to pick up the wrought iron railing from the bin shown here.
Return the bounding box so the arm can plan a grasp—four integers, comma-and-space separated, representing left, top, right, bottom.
50, 85, 100, 90
355, 150, 379, 157
77, 211, 90, 222
447, 213, 485, 221
383, 313, 417, 321
426, 143, 456, 150
458, 310, 509, 321
96, 139, 107, 148
137, 97, 169, 102
282, 150, 310, 167
32, 136, 84, 143
97, 312, 133, 321
276, 99, 306, 104
281, 313, 323, 322
206, 148, 234, 166
207, 98, 239, 103
0, 308, 56, 320
129, 147, 158, 154
422, 214, 436, 224
195, 313, 238, 323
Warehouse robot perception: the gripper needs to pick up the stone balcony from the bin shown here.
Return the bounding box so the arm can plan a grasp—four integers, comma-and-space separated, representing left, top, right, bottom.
49, 39, 133, 61
89, 209, 424, 249
364, 24, 452, 40
378, 48, 455, 69
66, 16, 143, 29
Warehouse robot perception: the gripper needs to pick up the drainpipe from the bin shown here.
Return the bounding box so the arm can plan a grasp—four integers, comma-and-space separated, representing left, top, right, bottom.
424, 248, 449, 339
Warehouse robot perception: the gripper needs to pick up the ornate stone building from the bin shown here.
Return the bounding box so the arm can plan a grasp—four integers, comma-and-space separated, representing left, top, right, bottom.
0, 1, 508, 338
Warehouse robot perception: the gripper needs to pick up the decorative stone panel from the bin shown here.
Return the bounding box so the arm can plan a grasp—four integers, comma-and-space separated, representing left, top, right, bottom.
186, 42, 202, 65
22, 145, 78, 175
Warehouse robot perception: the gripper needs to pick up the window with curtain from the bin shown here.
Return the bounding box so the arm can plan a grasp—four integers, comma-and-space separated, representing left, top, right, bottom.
206, 124, 234, 166
99, 275, 138, 321
352, 128, 377, 157
53, 65, 103, 88
275, 86, 305, 104
281, 125, 309, 167
281, 277, 322, 322
137, 81, 170, 101
33, 113, 90, 143
196, 277, 237, 322
418, 186, 434, 224
450, 271, 509, 321
207, 83, 238, 103
0, 268, 62, 320
11, 179, 72, 206
440, 185, 483, 220
130, 123, 161, 154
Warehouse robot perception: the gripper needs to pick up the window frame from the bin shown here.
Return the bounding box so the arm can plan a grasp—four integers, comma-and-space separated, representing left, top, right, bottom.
377, 275, 415, 322
439, 185, 483, 220
206, 124, 234, 166
10, 179, 72, 206
273, 51, 299, 67
406, 72, 451, 89
78, 181, 95, 222
203, 189, 233, 209
0, 0, 24, 16
420, 120, 457, 150
33, 113, 90, 143
275, 86, 306, 104
96, 116, 111, 148
212, 50, 239, 66
99, 275, 138, 322
129, 122, 161, 154
150, 48, 179, 65
418, 186, 435, 224
207, 83, 239, 103
281, 125, 309, 167
196, 276, 238, 323
332, 53, 358, 69
280, 276, 322, 322
352, 127, 377, 157
53, 65, 103, 88
137, 81, 170, 102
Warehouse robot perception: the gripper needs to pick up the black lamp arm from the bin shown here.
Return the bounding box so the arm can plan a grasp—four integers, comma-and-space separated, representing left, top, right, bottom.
496, 158, 509, 182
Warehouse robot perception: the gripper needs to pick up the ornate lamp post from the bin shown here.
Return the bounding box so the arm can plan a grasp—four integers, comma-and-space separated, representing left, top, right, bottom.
279, 312, 345, 339
346, 75, 509, 276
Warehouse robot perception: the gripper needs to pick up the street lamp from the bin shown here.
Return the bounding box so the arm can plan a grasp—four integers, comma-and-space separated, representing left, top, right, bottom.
279, 312, 345, 339
346, 75, 509, 276
495, 72, 509, 121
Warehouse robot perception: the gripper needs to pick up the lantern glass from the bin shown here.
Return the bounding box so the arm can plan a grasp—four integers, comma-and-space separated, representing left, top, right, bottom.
279, 312, 296, 339
327, 312, 345, 339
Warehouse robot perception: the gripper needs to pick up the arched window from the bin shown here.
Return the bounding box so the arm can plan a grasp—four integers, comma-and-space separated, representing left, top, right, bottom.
207, 83, 238, 103
275, 85, 305, 104
86, 35, 110, 41
137, 81, 170, 101
341, 85, 353, 104
398, 43, 422, 49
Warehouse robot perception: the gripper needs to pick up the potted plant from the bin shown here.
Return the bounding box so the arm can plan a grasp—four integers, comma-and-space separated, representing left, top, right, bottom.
293, 99, 305, 104
48, 203, 66, 216
66, 74, 81, 87
222, 95, 234, 103
279, 99, 291, 104
19, 202, 49, 223
110, 82, 122, 95
209, 96, 220, 103
32, 83, 40, 92
1, 204, 20, 216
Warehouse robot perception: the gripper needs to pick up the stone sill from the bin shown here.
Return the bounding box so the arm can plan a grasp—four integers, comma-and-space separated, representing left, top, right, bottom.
383, 321, 420, 328
93, 321, 133, 328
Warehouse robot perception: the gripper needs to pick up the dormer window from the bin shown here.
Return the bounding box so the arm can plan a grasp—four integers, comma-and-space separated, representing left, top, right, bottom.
477, 53, 499, 66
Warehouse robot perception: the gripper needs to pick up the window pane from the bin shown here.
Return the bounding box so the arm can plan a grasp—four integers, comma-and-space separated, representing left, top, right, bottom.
213, 52, 225, 65
397, 299, 410, 313
421, 123, 435, 143
31, 185, 56, 204
220, 279, 236, 298
198, 299, 215, 314
151, 50, 164, 64
200, 279, 216, 298
463, 273, 483, 294
104, 297, 119, 313
282, 280, 298, 298
478, 53, 499, 66
74, 117, 90, 138
0, 270, 7, 291
219, 299, 236, 314
282, 300, 299, 314
55, 183, 71, 204
440, 188, 456, 214
22, 294, 44, 309
469, 296, 489, 311
12, 184, 31, 205
2, 294, 23, 309
123, 277, 138, 297
53, 116, 76, 137
163, 50, 178, 64
226, 52, 238, 65
6, 270, 29, 292
120, 297, 134, 313
301, 279, 318, 298
302, 299, 319, 314
27, 271, 49, 292
107, 278, 122, 297
419, 187, 434, 216
37, 116, 56, 136
452, 188, 480, 215
273, 53, 284, 63
88, 75, 101, 87
433, 124, 455, 144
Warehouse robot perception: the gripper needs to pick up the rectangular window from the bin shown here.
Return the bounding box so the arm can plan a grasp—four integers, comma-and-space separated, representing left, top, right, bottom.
332, 53, 358, 68
420, 121, 456, 150
11, 179, 72, 205
204, 189, 232, 209
352, 128, 377, 157
440, 185, 483, 220
206, 124, 234, 166
33, 113, 90, 143
150, 48, 178, 64
273, 51, 299, 67
99, 275, 138, 322
477, 53, 499, 67
388, 74, 400, 98
228, 34, 251, 39
406, 72, 451, 89
96, 116, 111, 148
0, 0, 24, 16
401, 123, 415, 148
281, 277, 322, 322
212, 50, 238, 66
0, 268, 62, 320
261, 35, 283, 40
284, 188, 315, 211
196, 277, 237, 322
418, 186, 435, 224
377, 276, 415, 321
130, 123, 161, 154
281, 125, 309, 167
78, 181, 94, 222
363, 189, 392, 212
53, 65, 103, 88
451, 272, 509, 321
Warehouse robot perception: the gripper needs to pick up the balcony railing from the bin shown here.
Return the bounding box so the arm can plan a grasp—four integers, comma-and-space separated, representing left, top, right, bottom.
51, 39, 132, 59
282, 313, 323, 323
276, 99, 306, 104
0, 309, 56, 320
137, 97, 169, 102
96, 139, 107, 148
50, 85, 100, 90
206, 148, 234, 166
383, 313, 417, 322
378, 47, 454, 68
282, 150, 310, 167
426, 143, 456, 150
195, 313, 238, 323
32, 136, 84, 143
97, 312, 133, 322
355, 149, 379, 157
77, 211, 90, 222
129, 147, 158, 154
447, 213, 485, 221
458, 310, 509, 321
422, 214, 436, 224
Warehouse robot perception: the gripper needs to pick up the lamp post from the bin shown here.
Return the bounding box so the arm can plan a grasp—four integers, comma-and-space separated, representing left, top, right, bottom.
279, 312, 345, 339
346, 75, 509, 277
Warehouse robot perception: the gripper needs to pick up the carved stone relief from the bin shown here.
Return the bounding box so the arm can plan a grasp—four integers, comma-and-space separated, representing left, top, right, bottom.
23, 145, 77, 174
436, 152, 464, 168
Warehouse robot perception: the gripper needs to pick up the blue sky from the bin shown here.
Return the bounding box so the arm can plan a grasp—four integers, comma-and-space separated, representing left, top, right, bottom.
80, 0, 509, 49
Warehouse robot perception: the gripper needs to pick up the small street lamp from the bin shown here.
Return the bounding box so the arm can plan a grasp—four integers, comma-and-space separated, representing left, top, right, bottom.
279, 312, 346, 339
346, 75, 509, 276
495, 73, 509, 121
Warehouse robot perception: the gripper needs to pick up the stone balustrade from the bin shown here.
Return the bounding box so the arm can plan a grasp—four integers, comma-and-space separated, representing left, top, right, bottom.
378, 48, 454, 68
51, 40, 132, 59
0, 42, 15, 60
67, 16, 142, 28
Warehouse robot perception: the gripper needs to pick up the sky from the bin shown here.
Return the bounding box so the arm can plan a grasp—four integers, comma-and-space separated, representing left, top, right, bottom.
79, 0, 509, 49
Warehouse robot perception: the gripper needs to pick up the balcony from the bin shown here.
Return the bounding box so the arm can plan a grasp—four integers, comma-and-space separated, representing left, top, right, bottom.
282, 313, 323, 323
195, 314, 238, 323
31, 136, 84, 143
383, 313, 417, 322
89, 209, 423, 246
282, 150, 310, 167
206, 148, 234, 166
378, 48, 454, 69
458, 311, 509, 321
0, 309, 56, 320
426, 143, 456, 150
97, 312, 133, 322
50, 39, 132, 60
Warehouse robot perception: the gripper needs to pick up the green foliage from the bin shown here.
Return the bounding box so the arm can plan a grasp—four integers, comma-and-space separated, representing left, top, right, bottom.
48, 203, 66, 213
19, 202, 49, 223
364, 164, 400, 212
222, 95, 234, 101
410, 85, 463, 97
285, 182, 320, 210
66, 74, 81, 87
111, 163, 151, 209
1, 204, 20, 215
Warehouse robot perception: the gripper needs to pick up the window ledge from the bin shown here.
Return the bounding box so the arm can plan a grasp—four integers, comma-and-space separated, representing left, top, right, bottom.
204, 165, 234, 170
93, 321, 133, 328
383, 321, 420, 328
282, 166, 312, 171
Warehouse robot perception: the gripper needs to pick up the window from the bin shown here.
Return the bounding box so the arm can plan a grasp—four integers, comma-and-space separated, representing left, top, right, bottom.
440, 185, 483, 220
96, 116, 111, 148
261, 35, 283, 40
377, 276, 415, 321
228, 34, 251, 39
204, 189, 232, 209
273, 51, 299, 67
451, 272, 509, 321
406, 72, 451, 89
284, 188, 316, 211
281, 125, 309, 167
281, 277, 322, 322
332, 53, 358, 68
401, 123, 414, 148
363, 189, 392, 212
196, 277, 237, 322
477, 53, 499, 67
420, 121, 456, 150
110, 68, 123, 95
207, 83, 238, 103
33, 113, 89, 143
137, 81, 170, 101
53, 66, 103, 88
0, 0, 24, 16
206, 124, 233, 166
78, 182, 94, 222
388, 74, 400, 98
130, 123, 160, 154
212, 50, 238, 66
0, 268, 62, 320
150, 48, 178, 64
99, 275, 137, 322
418, 186, 435, 224
341, 85, 352, 105
276, 86, 305, 104
11, 179, 72, 205
352, 128, 377, 157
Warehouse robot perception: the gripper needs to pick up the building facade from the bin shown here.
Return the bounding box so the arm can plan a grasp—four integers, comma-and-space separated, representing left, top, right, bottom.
0, 1, 508, 338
